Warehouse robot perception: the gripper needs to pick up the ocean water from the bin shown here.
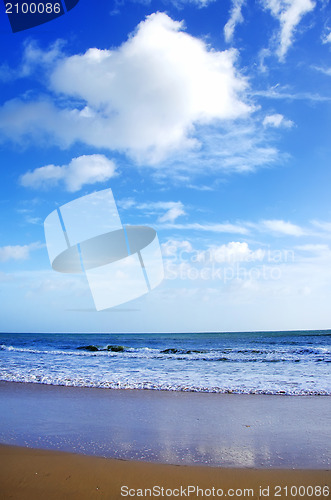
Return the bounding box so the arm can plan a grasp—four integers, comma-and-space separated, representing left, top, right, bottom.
0, 330, 330, 395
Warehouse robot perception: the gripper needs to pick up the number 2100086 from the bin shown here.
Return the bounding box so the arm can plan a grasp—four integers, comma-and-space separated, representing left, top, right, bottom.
5, 3, 61, 14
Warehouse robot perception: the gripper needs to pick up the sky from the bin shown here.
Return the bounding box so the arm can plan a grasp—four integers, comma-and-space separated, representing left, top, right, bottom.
0, 0, 330, 333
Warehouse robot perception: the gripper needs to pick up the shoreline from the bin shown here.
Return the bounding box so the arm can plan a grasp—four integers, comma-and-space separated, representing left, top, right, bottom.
1, 381, 331, 469
3, 378, 331, 395
0, 444, 330, 500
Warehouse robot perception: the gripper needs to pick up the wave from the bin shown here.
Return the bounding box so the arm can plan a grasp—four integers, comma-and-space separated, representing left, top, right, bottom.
1, 343, 330, 363
1, 373, 330, 396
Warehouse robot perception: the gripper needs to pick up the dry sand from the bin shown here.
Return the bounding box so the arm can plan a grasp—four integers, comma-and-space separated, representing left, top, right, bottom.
0, 444, 330, 500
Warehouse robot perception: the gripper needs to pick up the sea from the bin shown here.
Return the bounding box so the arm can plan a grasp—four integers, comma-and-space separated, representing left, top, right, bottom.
0, 330, 330, 396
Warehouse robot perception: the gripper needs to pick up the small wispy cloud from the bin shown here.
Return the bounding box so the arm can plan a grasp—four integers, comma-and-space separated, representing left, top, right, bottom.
295, 243, 330, 253
169, 0, 215, 6
161, 239, 193, 257
252, 86, 331, 102
262, 0, 316, 60
161, 239, 266, 263
312, 65, 331, 76
311, 220, 331, 233
20, 40, 65, 77
260, 219, 305, 236
322, 31, 331, 44
224, 0, 245, 43
158, 221, 249, 235
158, 203, 186, 223
187, 184, 214, 191
151, 119, 282, 181
0, 242, 43, 262
118, 199, 186, 223
263, 113, 294, 128
0, 40, 64, 82
199, 241, 266, 263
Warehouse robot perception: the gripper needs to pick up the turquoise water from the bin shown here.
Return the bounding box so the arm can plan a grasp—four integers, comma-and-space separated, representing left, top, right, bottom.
0, 330, 330, 395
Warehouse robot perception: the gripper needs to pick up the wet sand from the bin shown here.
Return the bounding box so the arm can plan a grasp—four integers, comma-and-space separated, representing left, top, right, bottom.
0, 381, 330, 498
1, 381, 331, 468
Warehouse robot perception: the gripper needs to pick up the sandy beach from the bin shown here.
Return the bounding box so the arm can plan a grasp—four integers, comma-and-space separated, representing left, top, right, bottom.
0, 381, 330, 498
0, 444, 330, 500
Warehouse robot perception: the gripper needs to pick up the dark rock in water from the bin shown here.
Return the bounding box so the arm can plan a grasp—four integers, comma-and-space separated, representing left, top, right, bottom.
161, 348, 206, 354
106, 345, 125, 352
77, 344, 125, 352
77, 345, 99, 351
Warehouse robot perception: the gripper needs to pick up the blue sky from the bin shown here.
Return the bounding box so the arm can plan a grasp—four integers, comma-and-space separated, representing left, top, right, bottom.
0, 0, 330, 333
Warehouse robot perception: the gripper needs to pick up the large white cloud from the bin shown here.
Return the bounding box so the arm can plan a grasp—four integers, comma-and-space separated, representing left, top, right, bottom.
0, 13, 251, 165
20, 155, 116, 192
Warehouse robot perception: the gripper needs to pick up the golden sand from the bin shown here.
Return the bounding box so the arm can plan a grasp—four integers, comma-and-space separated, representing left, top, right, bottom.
0, 445, 330, 500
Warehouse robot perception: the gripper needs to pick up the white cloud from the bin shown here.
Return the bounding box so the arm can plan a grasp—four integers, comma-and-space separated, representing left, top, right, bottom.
0, 242, 42, 262
114, 0, 214, 9
154, 120, 281, 179
120, 201, 311, 239
257, 48, 272, 73
20, 40, 64, 77
159, 221, 249, 234
0, 40, 64, 82
322, 31, 331, 44
261, 219, 304, 236
311, 220, 331, 233
296, 244, 330, 253
0, 13, 251, 165
224, 0, 245, 43
263, 0, 316, 59
312, 65, 331, 76
187, 183, 214, 191
0, 63, 15, 82
263, 113, 294, 128
161, 239, 193, 257
158, 202, 186, 223
20, 155, 116, 192
253, 86, 331, 102
201, 241, 265, 263
117, 198, 136, 210
119, 199, 186, 222
161, 239, 263, 263
169, 0, 214, 5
